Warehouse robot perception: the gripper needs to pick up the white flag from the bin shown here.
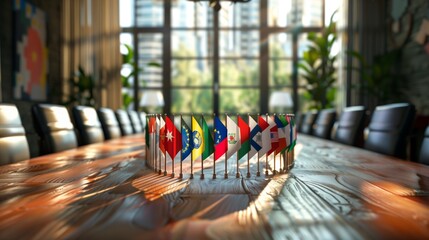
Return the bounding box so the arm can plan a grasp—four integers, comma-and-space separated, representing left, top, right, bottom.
226, 115, 241, 160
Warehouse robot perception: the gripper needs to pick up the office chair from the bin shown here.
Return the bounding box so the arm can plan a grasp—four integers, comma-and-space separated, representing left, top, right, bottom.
364, 103, 415, 159
72, 106, 105, 145
32, 104, 78, 154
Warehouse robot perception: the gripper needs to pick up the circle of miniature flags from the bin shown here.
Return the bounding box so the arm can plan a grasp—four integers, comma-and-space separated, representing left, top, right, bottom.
144, 113, 297, 179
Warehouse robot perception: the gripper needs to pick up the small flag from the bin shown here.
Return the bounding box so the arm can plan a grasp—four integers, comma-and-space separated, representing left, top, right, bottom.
238, 115, 250, 160
258, 116, 271, 157
214, 116, 227, 161
202, 116, 214, 160
275, 115, 288, 155
288, 116, 297, 152
248, 115, 262, 159
267, 115, 278, 156
165, 116, 182, 159
226, 115, 241, 160
159, 116, 166, 154
181, 117, 193, 161
191, 116, 204, 160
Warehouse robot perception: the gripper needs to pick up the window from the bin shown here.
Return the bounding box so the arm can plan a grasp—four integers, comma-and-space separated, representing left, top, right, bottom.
121, 0, 333, 114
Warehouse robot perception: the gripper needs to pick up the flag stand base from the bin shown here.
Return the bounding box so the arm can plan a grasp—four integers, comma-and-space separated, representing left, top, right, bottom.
200, 173, 205, 179
273, 170, 277, 175
171, 173, 175, 178
246, 172, 251, 178
236, 173, 240, 178
256, 171, 260, 177
163, 171, 167, 176
265, 170, 268, 176
224, 173, 228, 179
190, 173, 194, 179
158, 170, 162, 175
179, 173, 183, 179
212, 174, 216, 179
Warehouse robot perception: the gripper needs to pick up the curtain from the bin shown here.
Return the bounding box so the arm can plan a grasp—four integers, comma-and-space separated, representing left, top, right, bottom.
61, 0, 121, 109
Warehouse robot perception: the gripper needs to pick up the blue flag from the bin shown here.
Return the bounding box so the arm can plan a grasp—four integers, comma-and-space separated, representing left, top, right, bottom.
181, 117, 193, 161
250, 122, 262, 151
214, 116, 227, 161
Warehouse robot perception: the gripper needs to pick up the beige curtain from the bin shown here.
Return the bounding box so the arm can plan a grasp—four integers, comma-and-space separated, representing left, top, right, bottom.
61, 0, 121, 109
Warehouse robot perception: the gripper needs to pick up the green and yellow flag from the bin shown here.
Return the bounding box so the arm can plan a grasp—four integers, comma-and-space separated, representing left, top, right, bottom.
191, 116, 204, 161
202, 116, 214, 160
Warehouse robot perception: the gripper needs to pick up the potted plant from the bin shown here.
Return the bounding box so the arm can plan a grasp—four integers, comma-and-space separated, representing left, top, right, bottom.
298, 13, 337, 110
65, 66, 95, 107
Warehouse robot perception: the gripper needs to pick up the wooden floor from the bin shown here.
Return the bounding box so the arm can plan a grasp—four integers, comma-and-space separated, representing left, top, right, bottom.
0, 134, 428, 239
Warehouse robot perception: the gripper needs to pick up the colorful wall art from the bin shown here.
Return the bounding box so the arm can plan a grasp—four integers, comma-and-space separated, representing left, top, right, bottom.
13, 0, 48, 101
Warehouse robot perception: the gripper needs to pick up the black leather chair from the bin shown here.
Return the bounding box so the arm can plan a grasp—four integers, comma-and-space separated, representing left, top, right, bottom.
313, 109, 336, 139
0, 104, 30, 165
115, 109, 134, 136
128, 110, 143, 133
300, 111, 318, 135
364, 103, 416, 159
419, 126, 429, 165
332, 106, 367, 147
72, 106, 105, 145
32, 104, 78, 154
97, 108, 122, 140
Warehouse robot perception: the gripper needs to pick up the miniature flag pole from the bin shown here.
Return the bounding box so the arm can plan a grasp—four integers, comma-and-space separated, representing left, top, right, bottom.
190, 113, 194, 179
224, 113, 228, 179
200, 114, 205, 180
213, 113, 216, 179
265, 113, 269, 176
257, 113, 261, 177
164, 114, 167, 176
179, 114, 183, 179
236, 113, 240, 179
171, 114, 175, 178
246, 113, 251, 178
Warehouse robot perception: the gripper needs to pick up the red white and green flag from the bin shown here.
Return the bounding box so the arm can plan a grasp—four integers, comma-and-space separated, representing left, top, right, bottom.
226, 115, 241, 160
237, 115, 250, 160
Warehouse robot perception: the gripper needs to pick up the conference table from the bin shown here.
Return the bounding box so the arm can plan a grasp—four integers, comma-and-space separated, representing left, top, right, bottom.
0, 133, 428, 239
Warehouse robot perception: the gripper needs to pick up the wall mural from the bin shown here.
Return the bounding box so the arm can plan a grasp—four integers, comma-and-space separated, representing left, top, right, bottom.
13, 0, 48, 101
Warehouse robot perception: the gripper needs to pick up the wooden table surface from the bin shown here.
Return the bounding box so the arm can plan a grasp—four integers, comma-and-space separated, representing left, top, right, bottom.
0, 134, 428, 239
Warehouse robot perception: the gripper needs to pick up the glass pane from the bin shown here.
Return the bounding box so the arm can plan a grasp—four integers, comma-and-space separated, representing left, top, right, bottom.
268, 89, 294, 114
138, 33, 163, 59
269, 33, 292, 58
268, 0, 292, 27
269, 60, 292, 86
219, 0, 260, 27
120, 0, 135, 27
300, 0, 323, 26
220, 59, 259, 87
219, 31, 259, 57
172, 30, 213, 57
120, 33, 133, 54
139, 60, 162, 88
269, 0, 322, 27
298, 33, 310, 58
171, 89, 213, 114
219, 88, 260, 114
325, 0, 341, 26
172, 0, 213, 28
172, 60, 213, 87
135, 0, 164, 27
